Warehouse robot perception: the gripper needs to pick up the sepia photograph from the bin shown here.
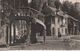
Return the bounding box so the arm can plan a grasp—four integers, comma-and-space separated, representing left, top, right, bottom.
0, 0, 80, 50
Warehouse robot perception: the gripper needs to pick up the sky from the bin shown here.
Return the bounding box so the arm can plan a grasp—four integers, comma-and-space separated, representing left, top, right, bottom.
28, 0, 32, 3
28, 0, 80, 3
60, 0, 80, 3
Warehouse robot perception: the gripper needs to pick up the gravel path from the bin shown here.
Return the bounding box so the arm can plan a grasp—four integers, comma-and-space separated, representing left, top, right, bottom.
0, 36, 80, 50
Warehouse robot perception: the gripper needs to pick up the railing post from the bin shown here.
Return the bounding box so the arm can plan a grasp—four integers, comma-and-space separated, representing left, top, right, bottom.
25, 21, 31, 45
43, 29, 46, 44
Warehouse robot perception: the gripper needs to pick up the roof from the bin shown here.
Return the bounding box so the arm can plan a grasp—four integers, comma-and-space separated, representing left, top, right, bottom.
28, 7, 45, 17
47, 6, 57, 12
34, 18, 46, 29
68, 15, 80, 22
57, 10, 80, 22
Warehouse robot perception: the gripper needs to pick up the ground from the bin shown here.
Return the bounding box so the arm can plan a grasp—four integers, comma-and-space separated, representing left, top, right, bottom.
0, 36, 80, 50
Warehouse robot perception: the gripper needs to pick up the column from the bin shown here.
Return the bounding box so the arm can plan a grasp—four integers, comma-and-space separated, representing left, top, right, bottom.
55, 17, 58, 37
26, 21, 31, 45
6, 25, 8, 45
3, 24, 7, 45
11, 23, 14, 44
51, 17, 53, 36
66, 18, 68, 35
9, 23, 12, 45
13, 23, 16, 43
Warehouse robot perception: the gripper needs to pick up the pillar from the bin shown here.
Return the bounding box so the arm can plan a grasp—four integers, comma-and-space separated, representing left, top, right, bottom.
66, 18, 68, 35
51, 17, 53, 36
55, 16, 58, 37
25, 21, 31, 45
6, 25, 8, 45
3, 25, 7, 45
13, 23, 16, 43
8, 23, 11, 45
11, 23, 14, 44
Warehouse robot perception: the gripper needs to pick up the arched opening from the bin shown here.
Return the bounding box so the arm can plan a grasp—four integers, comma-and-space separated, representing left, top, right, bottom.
6, 16, 30, 45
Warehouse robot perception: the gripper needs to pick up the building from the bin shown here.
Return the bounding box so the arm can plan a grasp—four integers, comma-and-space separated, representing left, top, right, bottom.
47, 5, 80, 37
0, 0, 80, 46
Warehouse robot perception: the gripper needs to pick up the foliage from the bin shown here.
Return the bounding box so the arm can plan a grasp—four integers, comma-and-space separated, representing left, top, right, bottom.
61, 1, 80, 20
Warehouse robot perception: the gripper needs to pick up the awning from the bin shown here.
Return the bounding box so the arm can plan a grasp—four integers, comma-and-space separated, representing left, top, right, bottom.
34, 18, 46, 30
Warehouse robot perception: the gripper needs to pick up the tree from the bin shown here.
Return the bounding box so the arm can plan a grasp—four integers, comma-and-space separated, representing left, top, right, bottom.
75, 2, 80, 12
48, 0, 61, 9
69, 2, 80, 20
61, 1, 80, 20
30, 0, 42, 11
54, 0, 61, 9
61, 1, 73, 13
48, 0, 56, 7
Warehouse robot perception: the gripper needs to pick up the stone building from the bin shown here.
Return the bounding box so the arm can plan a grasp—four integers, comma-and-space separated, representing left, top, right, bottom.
0, 0, 80, 46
